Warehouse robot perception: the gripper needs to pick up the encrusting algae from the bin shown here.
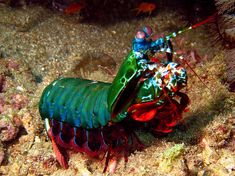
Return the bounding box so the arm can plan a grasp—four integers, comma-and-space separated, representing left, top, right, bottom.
158, 143, 186, 172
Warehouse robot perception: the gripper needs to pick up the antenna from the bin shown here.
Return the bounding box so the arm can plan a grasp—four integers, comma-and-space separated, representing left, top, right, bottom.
165, 13, 216, 40
174, 52, 213, 93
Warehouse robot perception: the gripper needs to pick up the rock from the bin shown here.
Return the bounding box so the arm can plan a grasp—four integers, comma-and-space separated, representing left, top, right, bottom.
0, 142, 4, 165
225, 49, 235, 92
0, 117, 20, 142
215, 0, 235, 47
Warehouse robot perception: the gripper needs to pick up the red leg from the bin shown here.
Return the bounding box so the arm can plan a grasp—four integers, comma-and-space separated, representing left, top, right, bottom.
48, 129, 68, 169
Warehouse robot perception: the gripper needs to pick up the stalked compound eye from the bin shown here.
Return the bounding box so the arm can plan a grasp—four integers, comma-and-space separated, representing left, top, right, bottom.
135, 30, 146, 42
142, 26, 152, 37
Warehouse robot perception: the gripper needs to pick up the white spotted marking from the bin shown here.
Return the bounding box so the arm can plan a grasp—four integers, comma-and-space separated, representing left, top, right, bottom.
44, 118, 50, 132
46, 91, 51, 97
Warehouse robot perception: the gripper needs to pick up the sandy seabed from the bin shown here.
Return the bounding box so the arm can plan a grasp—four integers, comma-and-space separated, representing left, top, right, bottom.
0, 4, 234, 176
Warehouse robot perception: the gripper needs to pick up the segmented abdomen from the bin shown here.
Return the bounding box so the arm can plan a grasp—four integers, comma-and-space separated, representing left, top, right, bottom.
39, 78, 111, 129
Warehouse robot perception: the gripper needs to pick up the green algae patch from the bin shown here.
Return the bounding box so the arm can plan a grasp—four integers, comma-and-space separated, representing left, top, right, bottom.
158, 143, 186, 172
